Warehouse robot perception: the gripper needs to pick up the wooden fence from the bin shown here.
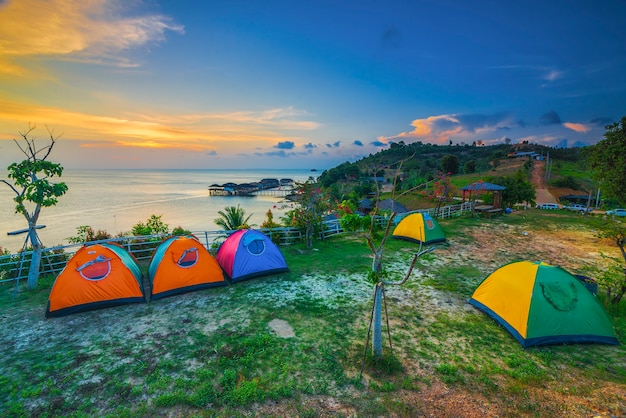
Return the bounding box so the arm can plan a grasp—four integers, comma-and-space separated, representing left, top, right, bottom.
0, 202, 473, 286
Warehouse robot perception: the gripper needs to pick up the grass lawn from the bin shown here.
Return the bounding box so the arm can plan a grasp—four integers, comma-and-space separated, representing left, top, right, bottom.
1, 210, 625, 417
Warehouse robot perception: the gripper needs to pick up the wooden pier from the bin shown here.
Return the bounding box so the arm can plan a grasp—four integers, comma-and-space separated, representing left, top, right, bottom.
208, 178, 295, 197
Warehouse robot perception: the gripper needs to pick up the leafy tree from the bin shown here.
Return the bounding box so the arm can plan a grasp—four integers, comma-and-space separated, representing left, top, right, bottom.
171, 226, 192, 236
283, 178, 329, 249
67, 226, 112, 244
214, 205, 252, 232
1, 126, 68, 289
586, 116, 626, 205
260, 209, 281, 229
463, 160, 476, 174
132, 214, 170, 236
440, 154, 460, 175
487, 170, 536, 208
592, 219, 626, 305
260, 209, 282, 244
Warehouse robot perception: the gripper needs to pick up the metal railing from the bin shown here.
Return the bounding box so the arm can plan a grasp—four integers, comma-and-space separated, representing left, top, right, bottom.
0, 202, 473, 285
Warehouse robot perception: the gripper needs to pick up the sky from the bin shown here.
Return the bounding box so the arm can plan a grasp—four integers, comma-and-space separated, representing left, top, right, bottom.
0, 0, 625, 170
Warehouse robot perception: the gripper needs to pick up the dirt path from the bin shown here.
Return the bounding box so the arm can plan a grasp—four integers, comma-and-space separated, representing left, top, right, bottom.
532, 160, 558, 204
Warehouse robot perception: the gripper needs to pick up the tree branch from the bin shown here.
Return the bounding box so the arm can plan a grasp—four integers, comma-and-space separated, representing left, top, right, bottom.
384, 246, 436, 286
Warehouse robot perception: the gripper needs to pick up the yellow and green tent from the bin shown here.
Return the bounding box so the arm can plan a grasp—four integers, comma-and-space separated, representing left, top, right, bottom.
469, 261, 619, 347
392, 213, 446, 245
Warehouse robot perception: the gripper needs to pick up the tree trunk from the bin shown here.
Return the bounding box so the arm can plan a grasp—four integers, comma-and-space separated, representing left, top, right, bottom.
372, 283, 383, 360
371, 249, 384, 360
372, 248, 383, 273
27, 228, 41, 289
305, 223, 313, 249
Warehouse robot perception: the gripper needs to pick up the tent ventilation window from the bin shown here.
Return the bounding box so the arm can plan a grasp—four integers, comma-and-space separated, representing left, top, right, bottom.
77, 255, 112, 281
177, 248, 199, 268
246, 239, 266, 256
540, 282, 578, 312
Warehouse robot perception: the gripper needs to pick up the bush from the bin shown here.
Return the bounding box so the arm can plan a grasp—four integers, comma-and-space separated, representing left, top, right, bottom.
551, 176, 582, 190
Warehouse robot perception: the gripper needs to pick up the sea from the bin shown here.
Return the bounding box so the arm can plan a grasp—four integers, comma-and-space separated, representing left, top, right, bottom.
0, 169, 319, 253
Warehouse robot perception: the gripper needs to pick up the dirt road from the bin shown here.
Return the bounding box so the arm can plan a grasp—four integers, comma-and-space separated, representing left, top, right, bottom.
532, 160, 558, 204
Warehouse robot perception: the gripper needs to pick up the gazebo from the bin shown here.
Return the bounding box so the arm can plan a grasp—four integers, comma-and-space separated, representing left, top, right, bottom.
461, 181, 506, 209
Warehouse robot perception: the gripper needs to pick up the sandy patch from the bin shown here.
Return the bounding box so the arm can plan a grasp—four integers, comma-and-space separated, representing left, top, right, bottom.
268, 318, 295, 338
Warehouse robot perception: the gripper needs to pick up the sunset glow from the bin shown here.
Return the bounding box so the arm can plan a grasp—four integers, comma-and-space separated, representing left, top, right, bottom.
1, 0, 624, 169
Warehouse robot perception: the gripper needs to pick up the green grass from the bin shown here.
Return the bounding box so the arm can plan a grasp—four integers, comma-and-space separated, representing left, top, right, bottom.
1, 213, 625, 417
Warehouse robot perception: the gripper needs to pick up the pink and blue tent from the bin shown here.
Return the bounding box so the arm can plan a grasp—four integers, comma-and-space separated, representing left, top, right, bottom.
216, 229, 288, 282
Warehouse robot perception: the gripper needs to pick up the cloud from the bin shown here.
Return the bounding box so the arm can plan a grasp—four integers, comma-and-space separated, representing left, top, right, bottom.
353, 140, 363, 146
0, 0, 184, 75
543, 70, 562, 82
303, 142, 317, 149
370, 140, 387, 147
540, 111, 562, 125
386, 112, 518, 144
206, 150, 217, 156
0, 97, 319, 153
255, 150, 291, 158
210, 107, 319, 130
275, 141, 295, 149
563, 122, 590, 133
325, 141, 340, 148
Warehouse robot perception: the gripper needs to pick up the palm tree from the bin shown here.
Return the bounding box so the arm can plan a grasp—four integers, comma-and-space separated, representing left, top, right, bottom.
214, 205, 252, 231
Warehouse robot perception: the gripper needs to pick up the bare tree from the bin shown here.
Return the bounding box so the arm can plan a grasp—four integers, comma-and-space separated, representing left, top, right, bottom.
357, 156, 437, 361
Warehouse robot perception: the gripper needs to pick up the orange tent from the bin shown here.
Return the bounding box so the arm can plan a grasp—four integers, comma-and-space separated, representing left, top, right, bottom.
148, 235, 226, 300
46, 243, 145, 318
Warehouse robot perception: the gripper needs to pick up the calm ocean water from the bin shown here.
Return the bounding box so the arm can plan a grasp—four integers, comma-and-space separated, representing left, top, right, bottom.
0, 169, 318, 253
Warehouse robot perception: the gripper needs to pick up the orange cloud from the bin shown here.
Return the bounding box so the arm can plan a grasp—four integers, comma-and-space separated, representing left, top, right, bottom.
390, 114, 463, 144
0, 96, 318, 153
0, 0, 184, 76
563, 122, 590, 133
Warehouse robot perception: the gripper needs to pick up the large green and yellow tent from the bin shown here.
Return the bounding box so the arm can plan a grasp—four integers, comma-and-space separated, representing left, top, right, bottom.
392, 212, 446, 245
469, 261, 618, 347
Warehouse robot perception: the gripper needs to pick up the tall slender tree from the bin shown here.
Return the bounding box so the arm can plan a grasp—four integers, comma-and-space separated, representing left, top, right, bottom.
1, 125, 68, 289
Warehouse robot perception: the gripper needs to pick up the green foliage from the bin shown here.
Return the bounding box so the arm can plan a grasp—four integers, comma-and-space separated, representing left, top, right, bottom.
592, 217, 626, 305
550, 175, 582, 190
171, 226, 192, 236
596, 253, 625, 306
283, 179, 330, 249
67, 225, 112, 244
318, 162, 361, 187
586, 115, 626, 205
440, 154, 460, 175
487, 170, 536, 207
260, 209, 281, 229
131, 214, 170, 236
214, 205, 252, 231
7, 160, 68, 214
340, 213, 371, 232
463, 160, 476, 174
367, 269, 388, 284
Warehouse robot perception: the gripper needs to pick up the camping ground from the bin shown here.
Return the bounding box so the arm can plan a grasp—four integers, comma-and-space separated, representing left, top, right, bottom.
0, 210, 625, 417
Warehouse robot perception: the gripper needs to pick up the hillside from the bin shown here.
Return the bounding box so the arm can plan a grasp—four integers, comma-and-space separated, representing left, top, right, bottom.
319, 142, 594, 208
